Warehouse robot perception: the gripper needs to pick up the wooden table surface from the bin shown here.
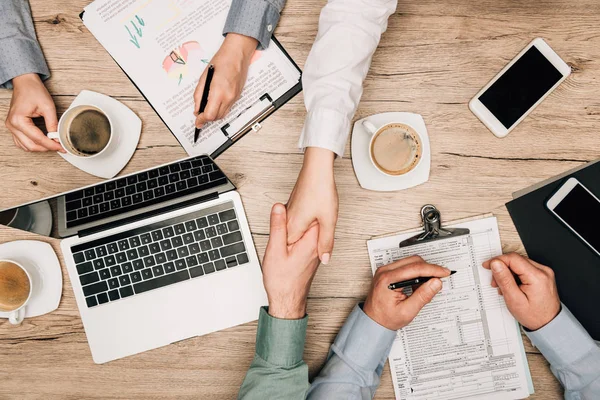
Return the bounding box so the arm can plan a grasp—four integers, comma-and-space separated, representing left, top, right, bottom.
2, 0, 599, 398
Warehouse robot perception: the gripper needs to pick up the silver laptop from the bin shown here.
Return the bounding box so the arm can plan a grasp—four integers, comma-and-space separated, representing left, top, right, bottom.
0, 155, 267, 363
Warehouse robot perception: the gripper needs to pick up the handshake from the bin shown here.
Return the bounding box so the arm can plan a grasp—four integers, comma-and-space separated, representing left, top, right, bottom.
262, 203, 561, 332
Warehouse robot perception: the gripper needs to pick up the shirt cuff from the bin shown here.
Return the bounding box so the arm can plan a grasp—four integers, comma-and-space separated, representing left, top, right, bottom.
222, 0, 283, 51
331, 303, 397, 371
525, 304, 597, 368
255, 306, 308, 368
298, 108, 351, 158
0, 38, 50, 89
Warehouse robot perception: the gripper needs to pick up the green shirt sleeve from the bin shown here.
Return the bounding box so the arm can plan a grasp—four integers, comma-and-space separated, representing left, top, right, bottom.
238, 307, 310, 400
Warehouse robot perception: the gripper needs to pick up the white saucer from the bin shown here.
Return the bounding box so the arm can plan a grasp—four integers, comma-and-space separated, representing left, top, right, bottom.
351, 112, 431, 191
58, 90, 142, 179
0, 240, 62, 319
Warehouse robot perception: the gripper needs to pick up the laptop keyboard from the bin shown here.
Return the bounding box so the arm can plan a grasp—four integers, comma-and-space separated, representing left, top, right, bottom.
70, 201, 249, 308
63, 155, 227, 228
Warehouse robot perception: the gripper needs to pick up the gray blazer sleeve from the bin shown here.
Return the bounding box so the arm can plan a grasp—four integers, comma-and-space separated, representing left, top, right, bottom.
0, 0, 50, 89
223, 0, 287, 50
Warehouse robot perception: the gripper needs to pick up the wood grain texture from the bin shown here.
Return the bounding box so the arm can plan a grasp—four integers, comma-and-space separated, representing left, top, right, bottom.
1, 0, 596, 398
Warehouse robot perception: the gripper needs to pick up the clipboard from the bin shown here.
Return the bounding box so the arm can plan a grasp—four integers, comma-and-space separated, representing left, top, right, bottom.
399, 204, 470, 248
79, 10, 302, 159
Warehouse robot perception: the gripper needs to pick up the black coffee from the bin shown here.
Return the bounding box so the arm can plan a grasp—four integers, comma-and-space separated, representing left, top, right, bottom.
0, 209, 16, 226
68, 110, 111, 155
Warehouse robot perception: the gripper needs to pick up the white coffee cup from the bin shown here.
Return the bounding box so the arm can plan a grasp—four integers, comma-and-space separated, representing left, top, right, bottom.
48, 105, 113, 158
362, 119, 423, 177
0, 259, 33, 325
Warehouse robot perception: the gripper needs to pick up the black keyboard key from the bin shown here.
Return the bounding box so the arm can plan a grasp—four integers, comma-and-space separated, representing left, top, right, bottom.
183, 233, 194, 245
122, 262, 134, 274
86, 296, 98, 307
138, 245, 150, 257
142, 269, 153, 280
148, 169, 159, 178
175, 259, 187, 270
127, 249, 139, 260
144, 256, 156, 268
84, 188, 95, 197
160, 239, 172, 251
147, 178, 158, 189
220, 242, 246, 258
189, 266, 204, 278
110, 265, 122, 277
208, 250, 220, 261
76, 261, 94, 275
73, 252, 86, 264
158, 175, 169, 186
97, 292, 109, 304
177, 247, 189, 258
117, 178, 127, 188
169, 164, 181, 173
191, 167, 202, 176
169, 173, 180, 183
104, 191, 114, 201
198, 253, 209, 264
93, 194, 104, 204
99, 268, 111, 280
149, 243, 161, 254
197, 217, 208, 228
66, 191, 84, 202
140, 233, 152, 245
116, 252, 127, 264
107, 243, 119, 254
209, 171, 225, 181
166, 250, 178, 261
100, 203, 110, 212
77, 208, 88, 219
202, 165, 213, 173
136, 182, 147, 192
138, 172, 148, 181
127, 175, 137, 185
172, 236, 184, 248
194, 230, 206, 241
89, 205, 100, 216
67, 200, 82, 212
110, 199, 121, 210
105, 255, 117, 267
132, 193, 143, 204
106, 181, 116, 191
199, 175, 209, 184
119, 275, 131, 286
186, 255, 198, 267
93, 259, 105, 270
208, 214, 219, 225
226, 257, 238, 268
163, 227, 175, 238
216, 224, 228, 235
188, 243, 200, 255
131, 271, 142, 283
214, 259, 226, 271
164, 262, 176, 274
205, 227, 217, 238
108, 289, 120, 301
186, 177, 198, 187
223, 231, 243, 245
95, 185, 106, 194
227, 220, 240, 231
66, 211, 77, 222
159, 166, 170, 175
133, 259, 144, 270
120, 285, 134, 298
200, 240, 211, 251
143, 191, 154, 201
219, 209, 237, 222
152, 265, 164, 277
118, 239, 130, 251
180, 170, 191, 180
80, 271, 99, 286
129, 237, 141, 247
174, 224, 186, 235
83, 281, 108, 297
180, 161, 191, 170
203, 263, 215, 274
151, 230, 164, 241
185, 221, 197, 231
96, 246, 107, 257
133, 270, 190, 294
122, 196, 132, 207
165, 184, 176, 194
125, 185, 136, 196
176, 181, 187, 191
155, 252, 167, 264
211, 237, 223, 248
115, 188, 125, 198
237, 253, 249, 265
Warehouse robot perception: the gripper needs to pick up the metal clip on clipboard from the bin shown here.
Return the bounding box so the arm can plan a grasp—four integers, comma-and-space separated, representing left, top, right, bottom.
221, 93, 275, 142
399, 205, 470, 248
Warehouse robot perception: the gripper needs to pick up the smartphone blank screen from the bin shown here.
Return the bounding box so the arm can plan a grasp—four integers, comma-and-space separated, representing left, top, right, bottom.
553, 184, 600, 253
479, 46, 564, 129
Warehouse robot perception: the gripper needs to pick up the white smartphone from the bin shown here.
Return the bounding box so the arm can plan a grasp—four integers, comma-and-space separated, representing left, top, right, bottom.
546, 177, 600, 257
469, 38, 571, 138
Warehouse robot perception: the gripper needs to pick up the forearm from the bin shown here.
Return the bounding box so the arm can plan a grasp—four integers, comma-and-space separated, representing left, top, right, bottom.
0, 0, 50, 89
307, 304, 396, 399
223, 0, 287, 50
238, 307, 310, 399
525, 304, 600, 399
299, 0, 397, 157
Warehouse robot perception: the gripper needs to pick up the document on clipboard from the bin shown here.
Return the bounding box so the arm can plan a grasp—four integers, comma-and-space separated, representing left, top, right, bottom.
367, 206, 533, 400
81, 0, 302, 157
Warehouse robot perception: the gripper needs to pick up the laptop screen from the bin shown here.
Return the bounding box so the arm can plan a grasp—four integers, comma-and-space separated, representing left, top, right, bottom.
0, 155, 234, 239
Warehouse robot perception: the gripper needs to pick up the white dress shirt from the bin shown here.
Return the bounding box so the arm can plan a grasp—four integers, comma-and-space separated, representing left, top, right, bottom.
298, 0, 398, 157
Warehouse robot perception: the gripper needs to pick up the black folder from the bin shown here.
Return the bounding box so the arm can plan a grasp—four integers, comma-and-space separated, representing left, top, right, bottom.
506, 161, 600, 340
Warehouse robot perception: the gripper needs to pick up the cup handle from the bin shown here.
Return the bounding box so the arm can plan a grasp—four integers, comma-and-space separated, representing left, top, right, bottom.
9, 307, 25, 325
47, 131, 59, 140
362, 120, 378, 136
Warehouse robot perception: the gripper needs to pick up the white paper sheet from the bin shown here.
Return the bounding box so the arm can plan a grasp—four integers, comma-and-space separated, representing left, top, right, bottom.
82, 0, 300, 155
367, 217, 534, 400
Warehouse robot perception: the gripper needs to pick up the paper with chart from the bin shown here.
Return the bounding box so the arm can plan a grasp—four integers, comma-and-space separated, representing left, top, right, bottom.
367, 217, 533, 400
82, 0, 300, 155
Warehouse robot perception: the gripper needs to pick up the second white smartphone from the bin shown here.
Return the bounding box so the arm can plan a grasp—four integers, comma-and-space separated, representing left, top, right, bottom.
547, 177, 600, 257
469, 38, 571, 138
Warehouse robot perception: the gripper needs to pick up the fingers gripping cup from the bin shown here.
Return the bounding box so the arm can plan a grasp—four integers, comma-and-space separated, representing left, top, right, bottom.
362, 120, 423, 176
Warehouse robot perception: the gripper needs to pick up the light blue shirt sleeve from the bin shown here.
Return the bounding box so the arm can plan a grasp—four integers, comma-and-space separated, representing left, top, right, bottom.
307, 303, 397, 399
223, 0, 287, 50
0, 0, 50, 89
525, 304, 600, 400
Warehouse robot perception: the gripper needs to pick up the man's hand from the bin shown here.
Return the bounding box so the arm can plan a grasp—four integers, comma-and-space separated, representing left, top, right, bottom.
262, 203, 320, 319
483, 253, 561, 331
5, 73, 64, 152
286, 147, 338, 264
363, 256, 450, 331
193, 33, 258, 128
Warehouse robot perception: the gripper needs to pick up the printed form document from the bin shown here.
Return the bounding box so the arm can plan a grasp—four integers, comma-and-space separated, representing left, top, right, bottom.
367, 216, 534, 400
82, 0, 301, 156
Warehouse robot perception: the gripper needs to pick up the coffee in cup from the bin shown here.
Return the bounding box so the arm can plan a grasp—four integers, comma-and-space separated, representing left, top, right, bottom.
0, 260, 31, 318
363, 120, 422, 176
48, 105, 113, 158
